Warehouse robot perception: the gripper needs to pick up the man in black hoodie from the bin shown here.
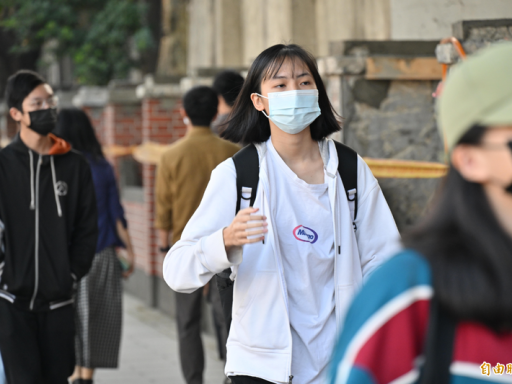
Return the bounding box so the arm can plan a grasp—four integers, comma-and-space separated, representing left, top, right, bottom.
0, 70, 98, 383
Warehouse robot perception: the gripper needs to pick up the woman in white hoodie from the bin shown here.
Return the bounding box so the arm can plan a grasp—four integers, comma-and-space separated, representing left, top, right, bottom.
163, 44, 400, 384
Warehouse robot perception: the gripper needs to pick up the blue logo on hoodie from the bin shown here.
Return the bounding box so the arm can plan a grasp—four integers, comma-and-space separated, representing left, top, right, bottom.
293, 225, 318, 244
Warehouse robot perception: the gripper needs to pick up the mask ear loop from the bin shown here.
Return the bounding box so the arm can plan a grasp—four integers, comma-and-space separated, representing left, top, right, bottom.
253, 93, 268, 99
252, 93, 270, 118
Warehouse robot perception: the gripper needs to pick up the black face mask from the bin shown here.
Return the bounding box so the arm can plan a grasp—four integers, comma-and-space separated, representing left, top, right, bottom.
28, 108, 57, 136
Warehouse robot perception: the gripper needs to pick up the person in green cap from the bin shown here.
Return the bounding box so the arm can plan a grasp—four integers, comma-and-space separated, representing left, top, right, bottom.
327, 42, 512, 384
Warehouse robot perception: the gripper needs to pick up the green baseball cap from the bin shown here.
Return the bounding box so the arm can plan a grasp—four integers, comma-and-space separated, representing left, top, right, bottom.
437, 42, 512, 150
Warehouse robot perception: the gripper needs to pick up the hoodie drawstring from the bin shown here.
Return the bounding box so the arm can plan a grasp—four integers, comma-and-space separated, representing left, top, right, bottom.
50, 156, 62, 217
261, 189, 266, 245
29, 151, 35, 210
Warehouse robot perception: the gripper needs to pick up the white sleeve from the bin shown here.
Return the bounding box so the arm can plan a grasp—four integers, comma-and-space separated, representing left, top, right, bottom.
163, 159, 243, 293
354, 156, 402, 281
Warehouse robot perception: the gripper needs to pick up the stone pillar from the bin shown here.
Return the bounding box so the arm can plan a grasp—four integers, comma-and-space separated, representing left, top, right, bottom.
319, 41, 443, 230
319, 21, 512, 231
140, 93, 186, 278
453, 19, 512, 54
316, 0, 391, 57
75, 85, 142, 177
187, 0, 215, 71
390, 0, 512, 41
241, 0, 266, 66
291, 0, 317, 55
103, 85, 142, 148
73, 87, 110, 146
127, 76, 186, 311
315, 0, 357, 56
266, 0, 293, 47
214, 0, 243, 67
157, 0, 189, 76
359, 0, 391, 41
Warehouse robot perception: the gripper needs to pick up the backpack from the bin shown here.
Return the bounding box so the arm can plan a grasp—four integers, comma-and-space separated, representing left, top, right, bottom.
418, 296, 456, 384
216, 140, 358, 332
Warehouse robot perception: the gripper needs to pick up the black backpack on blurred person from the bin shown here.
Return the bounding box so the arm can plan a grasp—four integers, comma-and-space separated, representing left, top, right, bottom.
418, 297, 457, 384
216, 141, 359, 333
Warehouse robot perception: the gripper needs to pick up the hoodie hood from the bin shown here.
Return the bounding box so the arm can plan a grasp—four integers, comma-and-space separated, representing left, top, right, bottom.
8, 133, 72, 220
48, 133, 71, 155
10, 133, 71, 156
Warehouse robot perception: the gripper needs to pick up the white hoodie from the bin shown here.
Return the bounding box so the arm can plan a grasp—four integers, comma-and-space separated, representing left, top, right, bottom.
163, 139, 400, 383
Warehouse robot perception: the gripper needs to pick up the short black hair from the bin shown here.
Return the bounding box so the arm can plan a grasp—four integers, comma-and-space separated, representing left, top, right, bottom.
5, 70, 47, 112
55, 108, 105, 161
212, 70, 245, 107
183, 86, 219, 127
221, 44, 341, 145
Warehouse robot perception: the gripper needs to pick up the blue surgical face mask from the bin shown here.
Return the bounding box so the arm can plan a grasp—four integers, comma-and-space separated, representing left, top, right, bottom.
255, 89, 321, 135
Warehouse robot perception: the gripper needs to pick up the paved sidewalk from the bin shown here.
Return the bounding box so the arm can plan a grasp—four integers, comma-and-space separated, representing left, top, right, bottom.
95, 293, 226, 384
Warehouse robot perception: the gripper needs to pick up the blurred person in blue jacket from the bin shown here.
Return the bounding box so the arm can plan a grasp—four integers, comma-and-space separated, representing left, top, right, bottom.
329, 43, 512, 384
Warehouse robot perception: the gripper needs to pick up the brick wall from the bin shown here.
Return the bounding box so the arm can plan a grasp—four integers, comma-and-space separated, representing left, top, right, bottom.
140, 97, 187, 277
83, 106, 106, 146
142, 98, 187, 144
104, 103, 142, 147
83, 96, 185, 282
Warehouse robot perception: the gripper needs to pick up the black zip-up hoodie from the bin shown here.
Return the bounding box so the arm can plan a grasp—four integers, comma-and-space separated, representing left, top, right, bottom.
0, 133, 98, 311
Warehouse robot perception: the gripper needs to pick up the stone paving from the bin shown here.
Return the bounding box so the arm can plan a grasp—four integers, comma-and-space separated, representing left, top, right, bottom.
95, 293, 226, 384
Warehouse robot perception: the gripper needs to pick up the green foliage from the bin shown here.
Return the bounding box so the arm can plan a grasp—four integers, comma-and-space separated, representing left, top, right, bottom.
1, 0, 154, 85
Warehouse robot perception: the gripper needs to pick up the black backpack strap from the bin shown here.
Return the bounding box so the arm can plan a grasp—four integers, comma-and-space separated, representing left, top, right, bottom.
333, 140, 359, 220
217, 144, 259, 282
216, 144, 260, 333
233, 144, 260, 213
419, 296, 457, 384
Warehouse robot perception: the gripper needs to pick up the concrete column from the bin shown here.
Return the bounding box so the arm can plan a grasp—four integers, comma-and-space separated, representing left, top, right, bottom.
315, 0, 390, 57
390, 0, 512, 40
315, 0, 329, 57
361, 0, 391, 40
241, 0, 266, 66
291, 0, 317, 55
82, 106, 107, 146
315, 0, 356, 56
125, 81, 185, 307
157, 0, 189, 76
187, 0, 215, 71
103, 103, 142, 148
266, 0, 293, 47
72, 87, 109, 144
214, 0, 243, 67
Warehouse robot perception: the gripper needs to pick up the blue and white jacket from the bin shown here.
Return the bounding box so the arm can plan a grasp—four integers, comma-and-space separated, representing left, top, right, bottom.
329, 250, 512, 384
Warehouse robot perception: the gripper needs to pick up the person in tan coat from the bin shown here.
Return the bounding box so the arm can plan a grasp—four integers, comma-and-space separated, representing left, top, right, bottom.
155, 85, 239, 384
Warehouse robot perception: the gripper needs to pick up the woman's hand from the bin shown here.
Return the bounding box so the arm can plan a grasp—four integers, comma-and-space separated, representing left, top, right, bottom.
223, 207, 267, 251
122, 249, 135, 279
116, 219, 136, 279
